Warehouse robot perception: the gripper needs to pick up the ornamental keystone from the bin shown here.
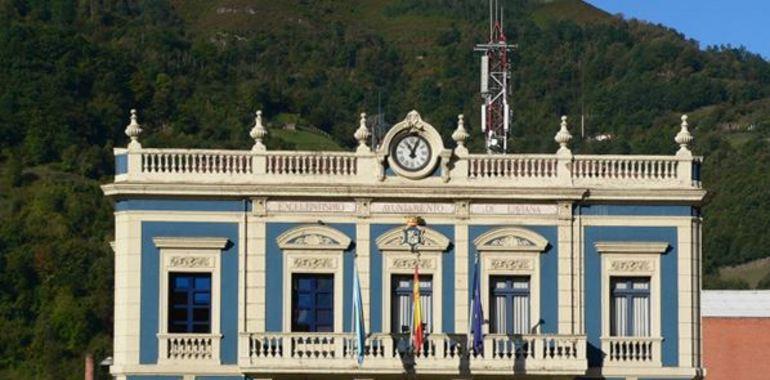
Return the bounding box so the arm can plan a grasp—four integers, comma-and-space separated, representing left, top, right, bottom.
125, 109, 143, 149
250, 110, 267, 151
554, 115, 572, 154
675, 114, 693, 155
354, 112, 371, 152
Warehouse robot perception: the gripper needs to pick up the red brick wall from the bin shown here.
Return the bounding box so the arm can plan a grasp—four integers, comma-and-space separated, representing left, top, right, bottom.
703, 317, 770, 379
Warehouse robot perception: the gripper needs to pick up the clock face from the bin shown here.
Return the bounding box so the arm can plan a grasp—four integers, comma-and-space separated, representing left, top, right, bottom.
392, 134, 432, 172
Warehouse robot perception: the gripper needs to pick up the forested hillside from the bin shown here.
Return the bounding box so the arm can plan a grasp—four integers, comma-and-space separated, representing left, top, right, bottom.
1, 0, 770, 377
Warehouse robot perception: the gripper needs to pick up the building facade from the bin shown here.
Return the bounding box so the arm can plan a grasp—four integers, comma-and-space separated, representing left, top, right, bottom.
103, 110, 705, 380
702, 290, 770, 380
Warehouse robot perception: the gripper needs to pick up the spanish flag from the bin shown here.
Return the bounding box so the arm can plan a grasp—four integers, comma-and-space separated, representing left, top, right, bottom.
411, 263, 424, 353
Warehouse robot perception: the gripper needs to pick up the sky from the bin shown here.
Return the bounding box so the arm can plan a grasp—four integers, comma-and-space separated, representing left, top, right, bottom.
586, 0, 770, 59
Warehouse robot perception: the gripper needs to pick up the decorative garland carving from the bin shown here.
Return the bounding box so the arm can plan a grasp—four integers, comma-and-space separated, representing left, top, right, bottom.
169, 256, 213, 268
292, 257, 336, 270
487, 236, 535, 248
287, 234, 339, 246
610, 260, 652, 272
390, 257, 435, 270
489, 258, 532, 271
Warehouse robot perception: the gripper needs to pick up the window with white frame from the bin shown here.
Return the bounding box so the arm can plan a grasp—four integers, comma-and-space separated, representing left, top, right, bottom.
489, 276, 530, 334
291, 273, 334, 332
168, 272, 212, 333
391, 275, 432, 334
610, 277, 651, 337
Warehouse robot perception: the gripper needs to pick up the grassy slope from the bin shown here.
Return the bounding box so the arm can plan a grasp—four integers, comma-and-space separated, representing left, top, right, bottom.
720, 257, 770, 288
271, 127, 343, 151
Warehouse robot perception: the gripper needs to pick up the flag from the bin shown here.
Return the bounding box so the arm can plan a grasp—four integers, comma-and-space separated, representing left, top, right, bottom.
411, 263, 424, 354
352, 263, 366, 365
469, 255, 484, 355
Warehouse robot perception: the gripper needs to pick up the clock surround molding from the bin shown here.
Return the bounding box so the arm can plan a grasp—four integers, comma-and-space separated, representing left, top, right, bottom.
378, 110, 449, 180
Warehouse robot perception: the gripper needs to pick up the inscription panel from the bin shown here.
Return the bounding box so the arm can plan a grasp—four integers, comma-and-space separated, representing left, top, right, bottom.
470, 203, 558, 215
371, 202, 456, 214
266, 201, 356, 213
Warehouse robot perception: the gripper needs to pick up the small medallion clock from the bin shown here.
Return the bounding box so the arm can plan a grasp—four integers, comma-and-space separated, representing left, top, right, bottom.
391, 134, 432, 171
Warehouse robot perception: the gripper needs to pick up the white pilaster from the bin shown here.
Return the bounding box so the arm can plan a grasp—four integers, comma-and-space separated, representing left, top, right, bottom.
356, 221, 371, 329
557, 201, 575, 334
454, 222, 469, 333
246, 217, 266, 332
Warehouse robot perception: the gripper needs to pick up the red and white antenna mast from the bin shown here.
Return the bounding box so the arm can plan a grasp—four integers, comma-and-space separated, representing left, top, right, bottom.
475, 0, 517, 153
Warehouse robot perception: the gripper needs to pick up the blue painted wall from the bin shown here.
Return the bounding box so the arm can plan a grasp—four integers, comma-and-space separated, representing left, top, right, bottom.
115, 153, 127, 174
195, 376, 245, 380
127, 376, 183, 380
140, 221, 240, 364
468, 225, 559, 334
583, 226, 679, 368
577, 204, 691, 217
117, 199, 250, 212
264, 223, 356, 332
368, 224, 455, 333
369, 224, 394, 333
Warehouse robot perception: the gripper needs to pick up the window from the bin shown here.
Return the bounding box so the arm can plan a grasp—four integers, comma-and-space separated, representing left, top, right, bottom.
292, 274, 334, 332
168, 272, 212, 333
489, 276, 530, 334
610, 277, 650, 336
391, 275, 433, 334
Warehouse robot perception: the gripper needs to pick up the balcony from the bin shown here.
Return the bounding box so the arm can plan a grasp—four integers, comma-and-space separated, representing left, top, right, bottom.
238, 332, 587, 376
602, 336, 663, 367
157, 333, 222, 364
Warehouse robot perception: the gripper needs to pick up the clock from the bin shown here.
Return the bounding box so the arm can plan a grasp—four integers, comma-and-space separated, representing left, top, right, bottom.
391, 134, 432, 172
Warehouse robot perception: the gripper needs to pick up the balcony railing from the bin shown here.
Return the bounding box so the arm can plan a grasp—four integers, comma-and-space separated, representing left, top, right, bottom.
602, 336, 662, 366
240, 332, 587, 375
158, 333, 221, 363
114, 146, 702, 190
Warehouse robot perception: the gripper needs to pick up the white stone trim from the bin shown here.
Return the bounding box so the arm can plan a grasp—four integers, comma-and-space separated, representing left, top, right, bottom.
597, 241, 666, 367
594, 241, 669, 255
153, 236, 229, 250
276, 224, 352, 251
472, 226, 548, 252
155, 236, 229, 365
375, 226, 451, 252
376, 226, 451, 333
277, 225, 351, 333
377, 110, 447, 180
473, 227, 550, 334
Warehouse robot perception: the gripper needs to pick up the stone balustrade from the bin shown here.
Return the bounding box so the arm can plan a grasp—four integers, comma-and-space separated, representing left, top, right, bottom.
240, 332, 587, 375
602, 336, 663, 366
114, 147, 702, 189
158, 333, 220, 362
112, 109, 702, 192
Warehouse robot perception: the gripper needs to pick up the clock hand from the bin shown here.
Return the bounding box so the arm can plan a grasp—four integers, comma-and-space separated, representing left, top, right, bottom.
409, 140, 418, 158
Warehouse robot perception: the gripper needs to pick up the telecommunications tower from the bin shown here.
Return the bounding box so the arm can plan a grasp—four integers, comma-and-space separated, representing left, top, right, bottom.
475, 0, 517, 153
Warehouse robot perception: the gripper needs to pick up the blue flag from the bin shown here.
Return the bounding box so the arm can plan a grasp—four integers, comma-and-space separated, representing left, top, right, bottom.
352, 263, 366, 365
469, 255, 484, 354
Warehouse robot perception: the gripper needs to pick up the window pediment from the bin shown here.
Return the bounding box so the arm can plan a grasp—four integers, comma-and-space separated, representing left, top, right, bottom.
376, 226, 450, 252
594, 241, 669, 255
276, 225, 352, 251
153, 236, 229, 250
473, 227, 548, 252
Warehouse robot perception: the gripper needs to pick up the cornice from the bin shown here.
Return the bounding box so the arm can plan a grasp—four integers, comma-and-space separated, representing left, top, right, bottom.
101, 182, 705, 204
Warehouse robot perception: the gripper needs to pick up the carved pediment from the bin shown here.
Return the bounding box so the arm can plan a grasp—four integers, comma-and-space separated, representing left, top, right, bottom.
473, 227, 548, 252
375, 226, 451, 252
277, 225, 352, 250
